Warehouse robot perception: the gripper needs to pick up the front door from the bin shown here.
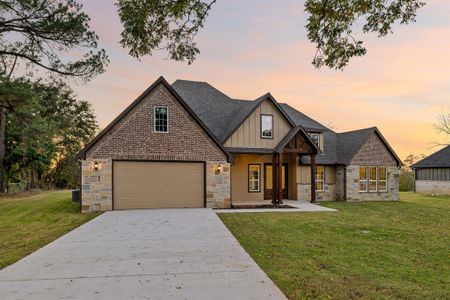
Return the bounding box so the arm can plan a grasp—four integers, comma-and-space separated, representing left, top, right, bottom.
264, 163, 288, 200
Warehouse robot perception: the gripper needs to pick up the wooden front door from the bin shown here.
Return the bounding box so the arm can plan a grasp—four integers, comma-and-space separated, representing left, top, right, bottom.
264, 163, 288, 200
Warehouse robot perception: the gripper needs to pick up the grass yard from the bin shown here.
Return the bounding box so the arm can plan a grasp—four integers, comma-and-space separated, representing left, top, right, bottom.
219, 192, 450, 300
0, 190, 100, 270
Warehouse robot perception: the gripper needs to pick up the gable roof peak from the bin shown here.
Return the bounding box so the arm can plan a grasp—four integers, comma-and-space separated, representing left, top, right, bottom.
412, 144, 450, 168
77, 76, 233, 162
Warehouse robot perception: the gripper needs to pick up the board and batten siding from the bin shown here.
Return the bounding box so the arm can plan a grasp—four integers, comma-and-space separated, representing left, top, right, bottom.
231, 154, 298, 202
416, 168, 450, 181
224, 99, 292, 148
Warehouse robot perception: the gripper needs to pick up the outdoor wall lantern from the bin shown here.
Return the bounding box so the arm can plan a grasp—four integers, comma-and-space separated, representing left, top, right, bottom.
94, 161, 99, 171
216, 164, 223, 174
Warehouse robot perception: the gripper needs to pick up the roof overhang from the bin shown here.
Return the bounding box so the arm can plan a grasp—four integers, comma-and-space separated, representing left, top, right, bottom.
275, 126, 320, 155
76, 76, 234, 163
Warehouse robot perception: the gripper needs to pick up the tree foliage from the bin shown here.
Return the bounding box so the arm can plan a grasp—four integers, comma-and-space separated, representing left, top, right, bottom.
435, 111, 450, 145
116, 0, 425, 69
0, 0, 109, 79
5, 79, 97, 189
117, 0, 215, 64
399, 153, 426, 191
305, 0, 425, 69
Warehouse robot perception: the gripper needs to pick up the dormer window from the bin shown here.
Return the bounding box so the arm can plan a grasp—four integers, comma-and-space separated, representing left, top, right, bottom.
154, 106, 168, 132
309, 132, 320, 147
261, 114, 273, 139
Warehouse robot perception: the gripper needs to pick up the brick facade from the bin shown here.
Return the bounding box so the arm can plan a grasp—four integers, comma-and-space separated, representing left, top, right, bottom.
345, 133, 399, 201
81, 83, 230, 211
350, 133, 397, 166
295, 133, 399, 202
86, 84, 226, 162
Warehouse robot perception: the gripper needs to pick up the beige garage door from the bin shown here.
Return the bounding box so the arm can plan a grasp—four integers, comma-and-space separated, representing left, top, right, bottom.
113, 161, 204, 209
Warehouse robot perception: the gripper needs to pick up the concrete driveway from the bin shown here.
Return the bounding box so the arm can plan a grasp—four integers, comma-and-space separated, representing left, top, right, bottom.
0, 209, 286, 300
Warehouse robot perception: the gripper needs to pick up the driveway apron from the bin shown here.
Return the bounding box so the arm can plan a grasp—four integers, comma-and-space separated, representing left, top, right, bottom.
0, 209, 286, 300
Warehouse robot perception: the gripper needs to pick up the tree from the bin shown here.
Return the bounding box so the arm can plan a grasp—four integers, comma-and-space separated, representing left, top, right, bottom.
0, 0, 108, 191
5, 79, 97, 190
399, 153, 426, 191
435, 111, 450, 145
116, 0, 425, 69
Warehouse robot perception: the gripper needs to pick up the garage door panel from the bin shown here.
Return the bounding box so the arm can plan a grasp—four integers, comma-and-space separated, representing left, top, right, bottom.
113, 161, 204, 209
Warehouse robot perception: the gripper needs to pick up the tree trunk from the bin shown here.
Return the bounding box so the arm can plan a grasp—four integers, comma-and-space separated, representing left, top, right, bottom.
0, 107, 6, 193
30, 165, 38, 189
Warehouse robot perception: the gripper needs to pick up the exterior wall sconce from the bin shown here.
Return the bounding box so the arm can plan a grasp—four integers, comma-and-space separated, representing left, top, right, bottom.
94, 161, 99, 171
216, 164, 223, 174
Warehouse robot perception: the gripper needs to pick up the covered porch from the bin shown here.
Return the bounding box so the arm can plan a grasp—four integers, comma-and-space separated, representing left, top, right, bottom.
229, 126, 319, 207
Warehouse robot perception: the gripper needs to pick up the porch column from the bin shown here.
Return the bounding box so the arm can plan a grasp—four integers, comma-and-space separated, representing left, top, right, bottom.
272, 154, 277, 204
278, 153, 283, 205
310, 154, 316, 203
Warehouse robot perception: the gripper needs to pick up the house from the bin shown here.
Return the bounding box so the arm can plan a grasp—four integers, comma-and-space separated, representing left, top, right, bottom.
76, 76, 402, 212
412, 145, 450, 194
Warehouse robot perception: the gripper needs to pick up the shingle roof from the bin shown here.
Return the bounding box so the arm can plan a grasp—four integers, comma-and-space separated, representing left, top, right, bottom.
337, 127, 376, 164
77, 77, 233, 162
279, 103, 329, 132
412, 145, 450, 168
171, 79, 400, 166
171, 80, 246, 142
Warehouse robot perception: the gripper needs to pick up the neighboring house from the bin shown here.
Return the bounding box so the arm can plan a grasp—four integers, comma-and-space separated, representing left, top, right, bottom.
77, 76, 402, 212
412, 145, 450, 194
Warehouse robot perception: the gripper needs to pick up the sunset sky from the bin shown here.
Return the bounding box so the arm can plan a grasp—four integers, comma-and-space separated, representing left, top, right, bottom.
75, 0, 450, 160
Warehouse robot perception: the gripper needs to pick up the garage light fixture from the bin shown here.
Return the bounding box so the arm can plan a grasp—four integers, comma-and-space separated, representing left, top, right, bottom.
217, 164, 223, 174
94, 161, 99, 171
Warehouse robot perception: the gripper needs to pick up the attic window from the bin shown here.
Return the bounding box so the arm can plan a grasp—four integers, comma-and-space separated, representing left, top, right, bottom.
154, 106, 168, 133
309, 133, 320, 147
261, 115, 273, 139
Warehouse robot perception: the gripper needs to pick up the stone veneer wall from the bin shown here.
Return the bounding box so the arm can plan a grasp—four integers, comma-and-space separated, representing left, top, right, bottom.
346, 165, 399, 201
81, 159, 112, 212
415, 180, 450, 194
206, 162, 231, 208
80, 82, 231, 212
344, 132, 400, 201
81, 159, 232, 212
297, 183, 336, 201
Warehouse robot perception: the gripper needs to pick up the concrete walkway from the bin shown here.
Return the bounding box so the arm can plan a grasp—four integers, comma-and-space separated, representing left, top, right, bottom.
217, 200, 338, 213
0, 209, 286, 300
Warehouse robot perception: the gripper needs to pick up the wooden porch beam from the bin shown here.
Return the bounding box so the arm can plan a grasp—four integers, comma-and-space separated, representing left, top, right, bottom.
278, 153, 283, 205
272, 154, 277, 204
310, 154, 316, 203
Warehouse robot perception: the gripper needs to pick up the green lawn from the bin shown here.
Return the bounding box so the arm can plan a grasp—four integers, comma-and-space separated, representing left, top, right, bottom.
219, 193, 450, 300
0, 190, 100, 270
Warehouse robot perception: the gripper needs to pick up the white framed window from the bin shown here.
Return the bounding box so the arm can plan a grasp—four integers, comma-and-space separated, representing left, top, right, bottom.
359, 166, 368, 192
309, 133, 320, 148
315, 166, 325, 192
154, 106, 168, 132
378, 166, 387, 192
368, 166, 377, 192
248, 164, 261, 192
261, 115, 273, 139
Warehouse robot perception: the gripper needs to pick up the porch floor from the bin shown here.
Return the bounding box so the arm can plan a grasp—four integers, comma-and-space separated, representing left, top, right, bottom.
216, 200, 337, 213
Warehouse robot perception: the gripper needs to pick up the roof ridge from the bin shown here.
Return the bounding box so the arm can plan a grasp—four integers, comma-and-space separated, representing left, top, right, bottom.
279, 103, 331, 132
172, 79, 233, 100
338, 126, 377, 135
